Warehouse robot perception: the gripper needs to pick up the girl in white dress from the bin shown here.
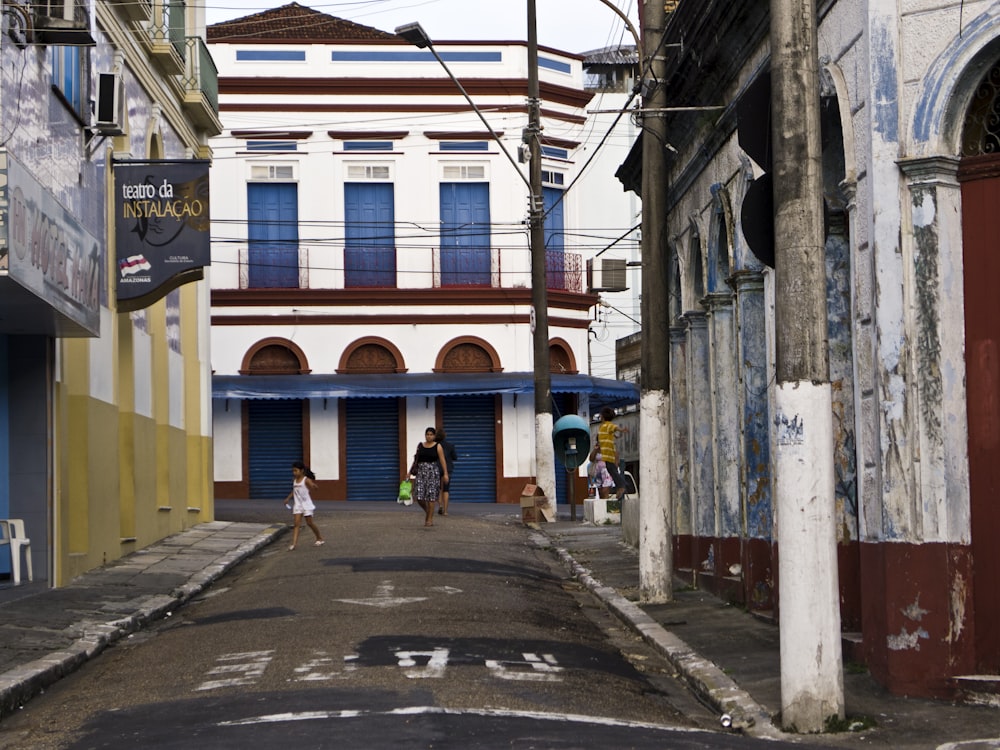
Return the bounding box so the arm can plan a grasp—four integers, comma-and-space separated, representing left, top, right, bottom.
281, 461, 325, 550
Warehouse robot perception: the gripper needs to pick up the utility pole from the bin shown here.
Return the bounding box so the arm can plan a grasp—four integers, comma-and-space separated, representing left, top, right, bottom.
638, 0, 672, 603
526, 0, 556, 513
770, 0, 844, 732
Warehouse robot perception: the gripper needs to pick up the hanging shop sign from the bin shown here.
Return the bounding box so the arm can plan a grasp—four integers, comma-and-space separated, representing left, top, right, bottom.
114, 160, 210, 312
0, 149, 102, 336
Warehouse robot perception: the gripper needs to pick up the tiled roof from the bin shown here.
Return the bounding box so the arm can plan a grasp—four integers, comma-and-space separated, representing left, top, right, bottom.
207, 2, 396, 43
581, 46, 639, 65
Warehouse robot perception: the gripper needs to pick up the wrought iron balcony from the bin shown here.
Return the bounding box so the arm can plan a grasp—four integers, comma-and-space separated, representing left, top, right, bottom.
182, 36, 222, 134
147, 0, 186, 76
214, 244, 584, 294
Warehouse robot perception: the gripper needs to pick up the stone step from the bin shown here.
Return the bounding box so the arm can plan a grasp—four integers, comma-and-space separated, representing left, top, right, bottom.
953, 675, 1000, 707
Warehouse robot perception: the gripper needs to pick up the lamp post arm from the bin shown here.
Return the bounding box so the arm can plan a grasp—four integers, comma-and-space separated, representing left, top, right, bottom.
591, 0, 641, 51
424, 44, 533, 193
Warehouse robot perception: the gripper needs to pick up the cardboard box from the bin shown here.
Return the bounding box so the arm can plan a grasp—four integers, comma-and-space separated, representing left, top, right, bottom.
520, 484, 544, 505
520, 484, 545, 523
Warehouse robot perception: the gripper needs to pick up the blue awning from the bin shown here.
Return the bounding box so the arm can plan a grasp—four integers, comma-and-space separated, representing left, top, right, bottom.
212, 371, 638, 408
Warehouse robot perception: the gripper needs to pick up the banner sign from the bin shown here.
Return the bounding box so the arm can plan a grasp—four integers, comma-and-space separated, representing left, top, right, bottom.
114, 160, 210, 311
0, 150, 102, 335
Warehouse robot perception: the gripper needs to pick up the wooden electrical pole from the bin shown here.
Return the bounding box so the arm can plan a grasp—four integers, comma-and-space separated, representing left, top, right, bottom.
770, 0, 844, 731
527, 0, 556, 512
638, 0, 672, 603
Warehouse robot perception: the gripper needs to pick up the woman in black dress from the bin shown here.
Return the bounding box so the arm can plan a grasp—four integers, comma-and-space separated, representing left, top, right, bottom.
406, 427, 449, 527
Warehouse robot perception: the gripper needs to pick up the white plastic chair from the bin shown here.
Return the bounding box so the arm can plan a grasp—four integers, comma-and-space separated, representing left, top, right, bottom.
0, 519, 32, 585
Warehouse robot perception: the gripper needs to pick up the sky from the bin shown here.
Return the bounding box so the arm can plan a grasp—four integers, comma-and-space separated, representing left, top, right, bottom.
202, 0, 640, 55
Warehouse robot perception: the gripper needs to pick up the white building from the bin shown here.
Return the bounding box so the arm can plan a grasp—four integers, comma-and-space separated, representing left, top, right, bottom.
207, 4, 636, 506
578, 45, 642, 380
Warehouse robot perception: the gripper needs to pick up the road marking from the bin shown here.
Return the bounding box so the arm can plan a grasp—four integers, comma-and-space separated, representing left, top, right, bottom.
197, 650, 274, 691
430, 586, 462, 595
485, 652, 563, 682
334, 580, 427, 608
395, 648, 450, 679
293, 651, 339, 682
217, 705, 710, 735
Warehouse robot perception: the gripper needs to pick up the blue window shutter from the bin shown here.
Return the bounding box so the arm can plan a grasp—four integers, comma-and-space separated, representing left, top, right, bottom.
344, 183, 396, 287
543, 186, 565, 290
440, 183, 491, 286
248, 183, 299, 288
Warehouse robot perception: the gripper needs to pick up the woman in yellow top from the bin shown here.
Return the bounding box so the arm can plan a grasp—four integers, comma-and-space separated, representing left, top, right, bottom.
597, 407, 629, 501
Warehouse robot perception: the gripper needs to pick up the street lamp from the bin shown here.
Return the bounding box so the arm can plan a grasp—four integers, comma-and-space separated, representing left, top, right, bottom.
394, 23, 532, 194
396, 11, 557, 514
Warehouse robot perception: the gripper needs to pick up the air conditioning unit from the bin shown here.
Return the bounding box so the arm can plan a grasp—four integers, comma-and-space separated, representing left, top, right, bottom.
94, 73, 125, 135
33, 0, 95, 45
586, 257, 628, 293
37, 0, 75, 22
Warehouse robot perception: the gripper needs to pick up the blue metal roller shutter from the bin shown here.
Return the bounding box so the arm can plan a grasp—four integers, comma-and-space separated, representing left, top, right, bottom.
345, 398, 400, 501
248, 400, 303, 499
441, 395, 496, 503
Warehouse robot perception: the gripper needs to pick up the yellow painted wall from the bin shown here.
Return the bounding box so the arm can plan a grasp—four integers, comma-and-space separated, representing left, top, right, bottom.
52, 287, 215, 585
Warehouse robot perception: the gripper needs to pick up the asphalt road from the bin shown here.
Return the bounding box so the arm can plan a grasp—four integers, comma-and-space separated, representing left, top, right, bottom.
0, 503, 833, 748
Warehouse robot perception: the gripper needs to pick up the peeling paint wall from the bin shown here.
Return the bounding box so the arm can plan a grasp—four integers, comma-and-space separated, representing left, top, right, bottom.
670, 326, 691, 536
826, 222, 859, 541
735, 272, 772, 539
653, 0, 995, 696
709, 296, 741, 537
900, 159, 971, 543
685, 312, 715, 538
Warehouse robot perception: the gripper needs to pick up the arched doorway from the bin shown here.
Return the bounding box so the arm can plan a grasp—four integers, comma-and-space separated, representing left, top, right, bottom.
436, 338, 500, 503
338, 338, 404, 502
960, 58, 1000, 672
242, 340, 308, 499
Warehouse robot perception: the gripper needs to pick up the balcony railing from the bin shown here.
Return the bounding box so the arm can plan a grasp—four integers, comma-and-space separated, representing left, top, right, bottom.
109, 0, 152, 23
148, 0, 186, 75
546, 249, 583, 294
182, 36, 220, 132
215, 245, 584, 294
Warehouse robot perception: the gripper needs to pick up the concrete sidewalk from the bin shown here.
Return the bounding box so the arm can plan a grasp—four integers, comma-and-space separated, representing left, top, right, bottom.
536, 519, 1000, 749
0, 520, 285, 719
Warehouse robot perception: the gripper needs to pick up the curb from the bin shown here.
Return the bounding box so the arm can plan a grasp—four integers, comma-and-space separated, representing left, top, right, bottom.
0, 524, 285, 719
536, 532, 781, 740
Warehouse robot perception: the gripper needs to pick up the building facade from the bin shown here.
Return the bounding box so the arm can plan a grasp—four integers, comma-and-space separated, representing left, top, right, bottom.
578, 45, 642, 379
626, 0, 1000, 698
207, 5, 636, 508
0, 0, 220, 586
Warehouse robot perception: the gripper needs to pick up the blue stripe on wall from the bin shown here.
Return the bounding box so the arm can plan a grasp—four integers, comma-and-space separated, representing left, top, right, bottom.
332, 51, 502, 63
237, 50, 306, 61
539, 56, 571, 74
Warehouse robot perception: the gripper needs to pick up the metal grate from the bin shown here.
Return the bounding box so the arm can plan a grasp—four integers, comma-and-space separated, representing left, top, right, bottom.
962, 60, 1000, 157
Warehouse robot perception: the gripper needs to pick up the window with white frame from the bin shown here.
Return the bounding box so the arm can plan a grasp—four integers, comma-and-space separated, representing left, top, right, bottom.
249, 163, 296, 181
50, 45, 88, 121
345, 163, 392, 181
441, 163, 487, 180
541, 169, 565, 188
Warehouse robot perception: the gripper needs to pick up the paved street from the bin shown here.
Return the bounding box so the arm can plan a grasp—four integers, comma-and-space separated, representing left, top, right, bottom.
1, 501, 999, 748
0, 503, 752, 749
